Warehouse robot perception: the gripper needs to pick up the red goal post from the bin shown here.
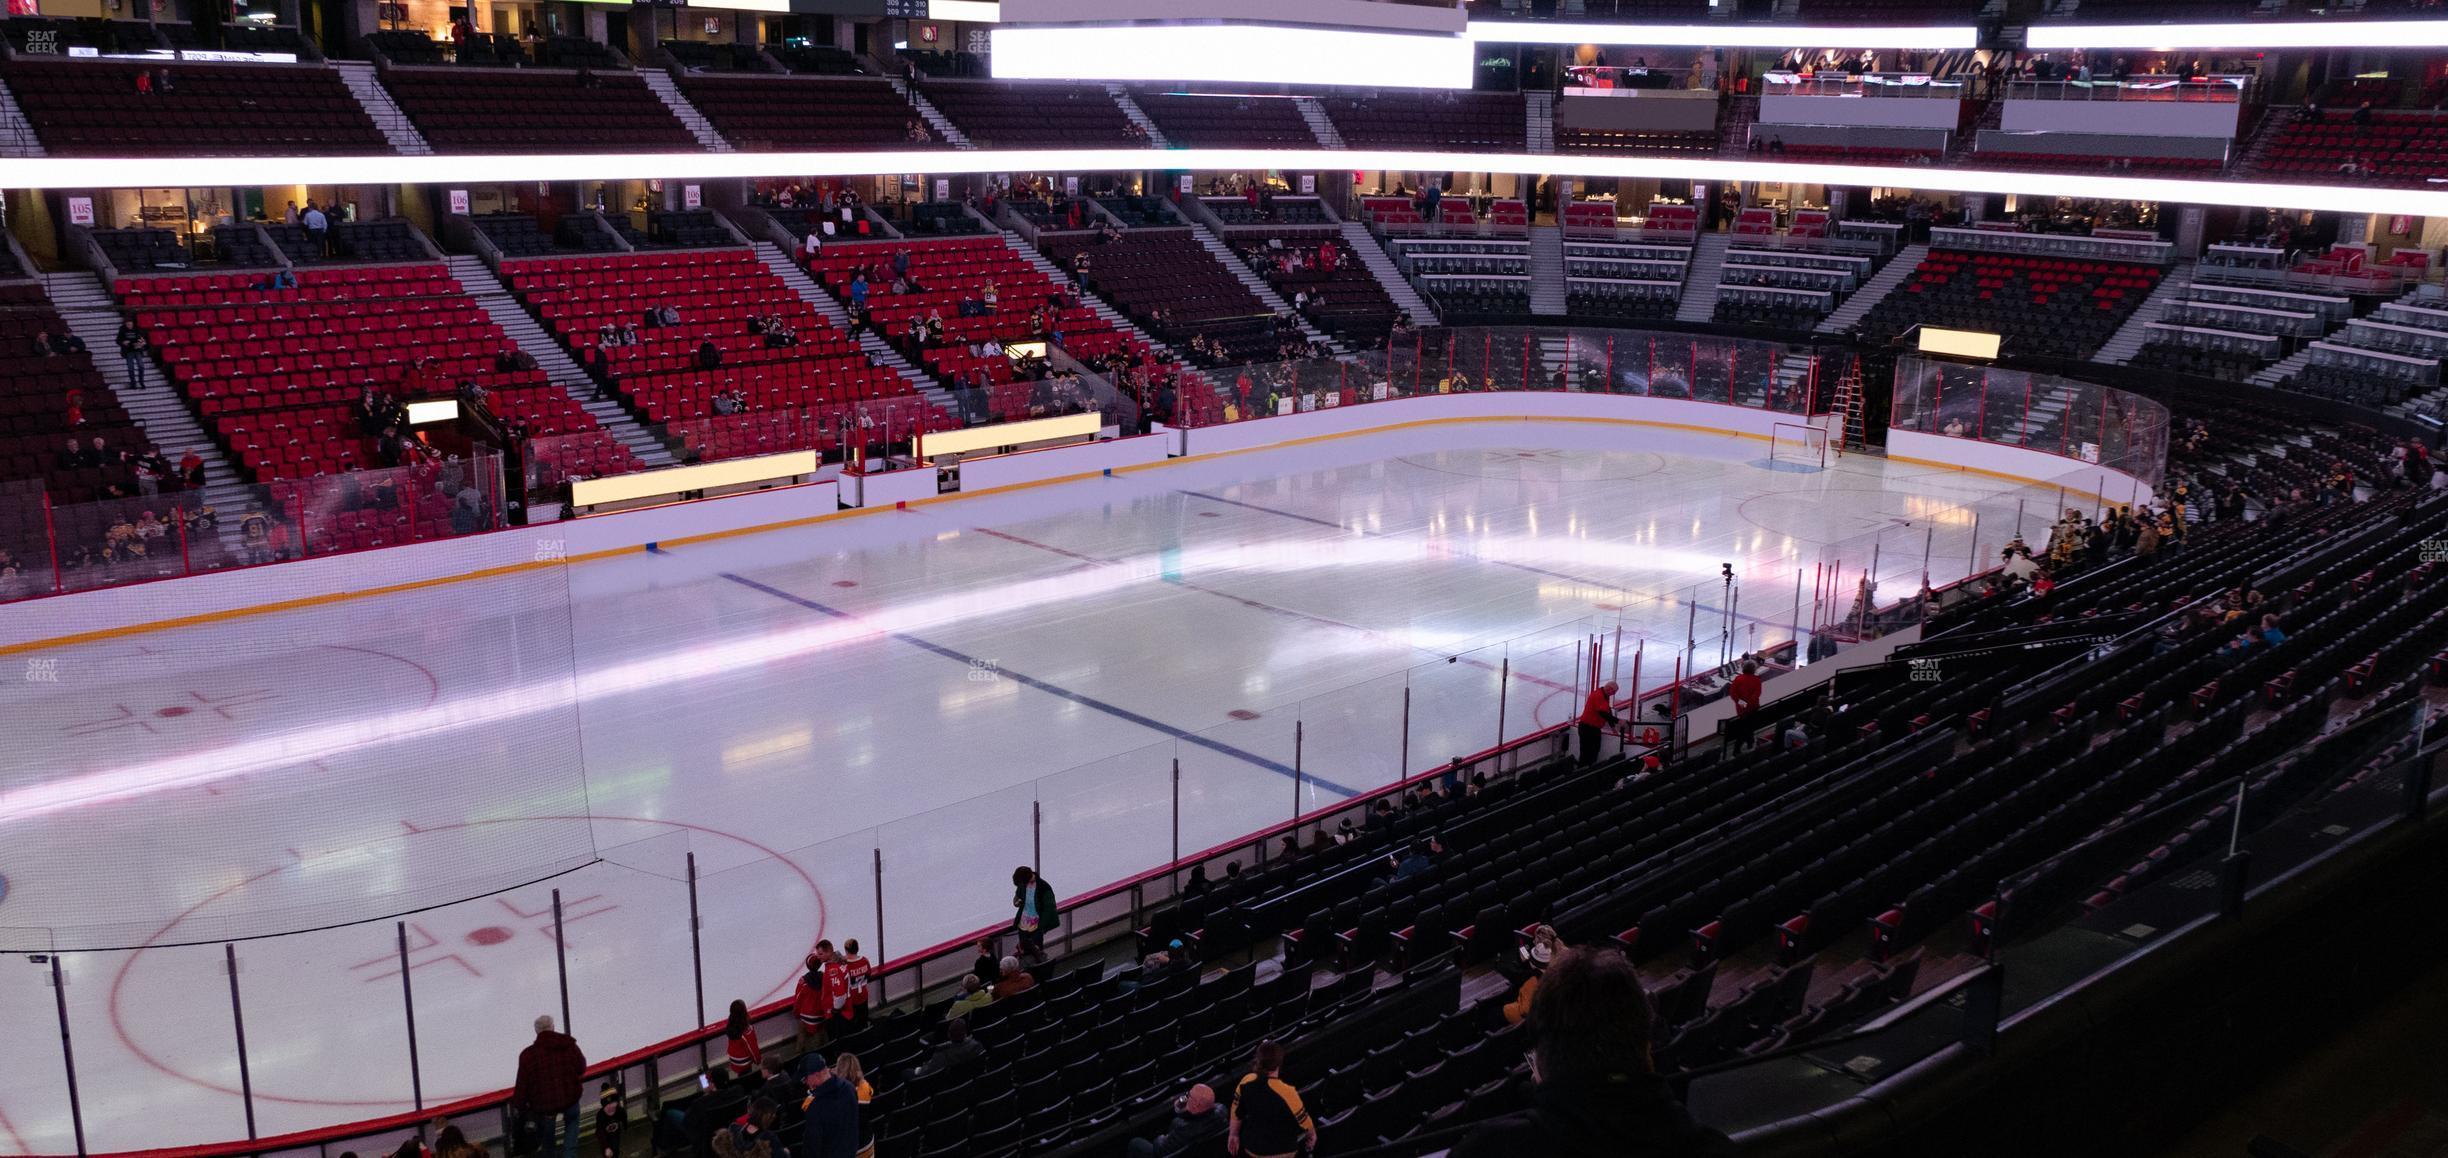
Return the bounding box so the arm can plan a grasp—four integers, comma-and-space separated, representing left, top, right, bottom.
1770, 421, 1830, 469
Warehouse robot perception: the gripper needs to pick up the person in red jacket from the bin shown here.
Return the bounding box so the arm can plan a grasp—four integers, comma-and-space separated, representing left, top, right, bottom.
512, 1014, 588, 1158
837, 939, 872, 1026
723, 999, 761, 1078
791, 950, 833, 1043
1726, 660, 1765, 749
1577, 682, 1619, 768
1727, 660, 1763, 716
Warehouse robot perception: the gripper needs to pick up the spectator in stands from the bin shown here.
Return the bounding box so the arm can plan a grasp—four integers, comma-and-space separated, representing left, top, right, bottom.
238, 508, 273, 564
301, 201, 329, 258
792, 951, 836, 1043
832, 939, 870, 1026
1577, 680, 1619, 767
992, 955, 1036, 999
1011, 865, 1057, 961
2225, 613, 2285, 659
848, 273, 870, 311
179, 448, 205, 490
594, 1081, 625, 1158
696, 340, 724, 371
1728, 660, 1763, 718
802, 230, 822, 262
796, 1054, 859, 1158
724, 999, 760, 1078
116, 319, 148, 388
920, 1017, 986, 1077
1455, 948, 1733, 1158
945, 974, 995, 1022
833, 1053, 874, 1155
511, 1014, 588, 1158
376, 426, 407, 468
1521, 919, 1569, 965
430, 1122, 481, 1158
1129, 1083, 1226, 1158
709, 1096, 776, 1158
1228, 1041, 1315, 1158
1387, 835, 1442, 881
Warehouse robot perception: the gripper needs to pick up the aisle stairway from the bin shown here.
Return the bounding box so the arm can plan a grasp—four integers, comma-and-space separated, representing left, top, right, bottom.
998, 229, 1231, 416
42, 271, 256, 545
1001, 231, 1169, 355
445, 255, 674, 469
1295, 97, 1345, 149
1673, 232, 1735, 323
1185, 220, 1340, 351
1526, 91, 1554, 155
895, 79, 973, 148
1530, 225, 1568, 317
0, 77, 44, 157
1816, 242, 1928, 335
2249, 347, 2318, 388
2092, 260, 2196, 365
1105, 85, 1170, 148
748, 242, 951, 411
1338, 223, 1437, 324
332, 61, 432, 155
640, 70, 734, 153
1714, 94, 1758, 158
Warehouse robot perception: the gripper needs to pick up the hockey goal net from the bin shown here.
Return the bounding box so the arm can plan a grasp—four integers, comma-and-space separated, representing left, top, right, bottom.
1770, 422, 1830, 470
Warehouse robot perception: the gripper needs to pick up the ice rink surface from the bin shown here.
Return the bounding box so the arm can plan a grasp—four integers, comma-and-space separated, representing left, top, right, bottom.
0, 420, 2065, 1152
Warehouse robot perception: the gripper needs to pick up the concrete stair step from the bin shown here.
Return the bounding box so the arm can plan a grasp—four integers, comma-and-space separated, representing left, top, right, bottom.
445, 254, 675, 468
1529, 225, 1569, 317
1817, 242, 1929, 334
749, 242, 940, 401
1337, 222, 1435, 325
42, 270, 257, 555
641, 70, 734, 153
1672, 232, 1733, 323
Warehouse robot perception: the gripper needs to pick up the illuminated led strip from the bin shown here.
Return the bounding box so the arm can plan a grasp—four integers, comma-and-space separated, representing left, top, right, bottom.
2025, 19, 2448, 49
991, 23, 1474, 88
1468, 21, 1979, 49
8, 148, 2442, 215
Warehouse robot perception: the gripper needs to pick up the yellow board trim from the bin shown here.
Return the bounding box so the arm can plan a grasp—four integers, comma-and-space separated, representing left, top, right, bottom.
5, 415, 2125, 657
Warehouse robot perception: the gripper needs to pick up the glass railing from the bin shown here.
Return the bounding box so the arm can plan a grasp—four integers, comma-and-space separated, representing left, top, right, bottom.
1, 454, 507, 604
1164, 326, 1827, 428
1891, 354, 2170, 493
1762, 72, 1968, 99
2004, 74, 2248, 103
